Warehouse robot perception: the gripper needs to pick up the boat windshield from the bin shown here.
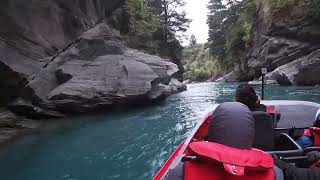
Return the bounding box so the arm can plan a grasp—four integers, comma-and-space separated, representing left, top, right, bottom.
263, 101, 320, 128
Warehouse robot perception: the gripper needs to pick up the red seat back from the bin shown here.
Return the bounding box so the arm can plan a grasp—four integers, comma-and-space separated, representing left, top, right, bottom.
184, 161, 275, 180
184, 142, 275, 180
310, 127, 320, 146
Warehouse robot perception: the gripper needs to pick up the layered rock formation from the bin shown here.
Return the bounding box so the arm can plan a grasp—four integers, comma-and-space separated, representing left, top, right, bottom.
236, 0, 320, 86
0, 108, 43, 143
0, 0, 186, 118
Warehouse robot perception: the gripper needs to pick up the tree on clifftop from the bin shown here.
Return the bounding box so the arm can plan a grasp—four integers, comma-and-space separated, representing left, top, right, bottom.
124, 0, 160, 50
150, 0, 191, 43
124, 0, 191, 79
207, 0, 241, 59
149, 0, 191, 79
207, 0, 255, 70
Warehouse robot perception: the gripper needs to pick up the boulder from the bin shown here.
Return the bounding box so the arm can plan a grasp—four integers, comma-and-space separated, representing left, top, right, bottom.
7, 98, 64, 119
168, 78, 187, 93
45, 49, 182, 113
0, 1, 186, 118
25, 23, 126, 104
215, 71, 238, 83
47, 55, 158, 112
147, 78, 186, 99
182, 79, 191, 84
265, 71, 293, 86
241, 0, 320, 85
265, 49, 320, 86
0, 108, 44, 143
294, 50, 320, 86
247, 37, 314, 74
0, 0, 125, 105
7, 23, 184, 116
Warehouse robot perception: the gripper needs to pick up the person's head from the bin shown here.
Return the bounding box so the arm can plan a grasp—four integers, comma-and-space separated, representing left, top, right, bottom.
207, 102, 255, 149
235, 83, 259, 111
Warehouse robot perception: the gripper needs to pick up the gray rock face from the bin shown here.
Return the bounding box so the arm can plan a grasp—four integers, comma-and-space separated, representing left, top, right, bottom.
47, 54, 159, 112
3, 23, 184, 116
0, 0, 124, 105
215, 71, 239, 83
7, 98, 64, 119
31, 24, 183, 113
235, 0, 320, 86
0, 1, 185, 118
0, 108, 43, 144
265, 50, 320, 86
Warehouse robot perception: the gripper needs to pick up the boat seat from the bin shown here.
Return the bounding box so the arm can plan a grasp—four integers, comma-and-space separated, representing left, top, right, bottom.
303, 127, 320, 153
253, 111, 275, 151
304, 147, 320, 153
266, 105, 280, 128
268, 133, 303, 157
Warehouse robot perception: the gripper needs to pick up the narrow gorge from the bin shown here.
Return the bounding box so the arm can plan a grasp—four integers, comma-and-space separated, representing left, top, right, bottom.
0, 0, 186, 142
183, 0, 320, 86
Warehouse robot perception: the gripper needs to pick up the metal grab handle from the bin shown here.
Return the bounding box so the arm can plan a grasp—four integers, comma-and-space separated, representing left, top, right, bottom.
280, 156, 309, 163
275, 127, 309, 131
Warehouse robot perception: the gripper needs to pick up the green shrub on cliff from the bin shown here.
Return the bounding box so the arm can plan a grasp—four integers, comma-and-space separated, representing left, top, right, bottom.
268, 0, 298, 14
310, 0, 320, 22
225, 0, 255, 64
207, 0, 256, 71
124, 0, 191, 77
268, 0, 320, 22
124, 0, 160, 52
182, 44, 224, 81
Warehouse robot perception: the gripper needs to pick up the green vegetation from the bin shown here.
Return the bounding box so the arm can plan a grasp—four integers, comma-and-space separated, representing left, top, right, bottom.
225, 0, 256, 64
207, 0, 256, 72
309, 0, 320, 22
183, 0, 320, 82
182, 0, 257, 81
125, 0, 319, 82
124, 0, 160, 52
124, 0, 191, 70
266, 0, 314, 22
182, 44, 223, 81
267, 0, 320, 22
268, 0, 299, 15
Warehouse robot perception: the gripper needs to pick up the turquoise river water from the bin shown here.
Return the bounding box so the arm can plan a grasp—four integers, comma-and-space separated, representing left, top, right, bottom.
0, 83, 320, 180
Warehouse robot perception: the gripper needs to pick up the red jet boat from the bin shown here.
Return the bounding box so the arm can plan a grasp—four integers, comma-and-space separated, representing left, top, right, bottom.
154, 100, 320, 180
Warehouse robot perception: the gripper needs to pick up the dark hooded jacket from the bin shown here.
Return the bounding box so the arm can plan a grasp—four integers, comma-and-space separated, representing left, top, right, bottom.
165, 102, 267, 180
207, 102, 255, 149
208, 103, 320, 180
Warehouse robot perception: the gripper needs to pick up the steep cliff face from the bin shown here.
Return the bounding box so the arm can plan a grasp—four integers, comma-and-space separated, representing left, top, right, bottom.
0, 0, 123, 105
240, 0, 320, 86
0, 0, 186, 118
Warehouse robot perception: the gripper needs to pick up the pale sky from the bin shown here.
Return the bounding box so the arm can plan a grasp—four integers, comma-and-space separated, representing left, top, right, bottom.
182, 0, 210, 46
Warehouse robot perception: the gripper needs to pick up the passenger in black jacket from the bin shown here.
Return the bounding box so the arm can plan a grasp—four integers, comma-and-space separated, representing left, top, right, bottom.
235, 83, 267, 112
273, 151, 320, 180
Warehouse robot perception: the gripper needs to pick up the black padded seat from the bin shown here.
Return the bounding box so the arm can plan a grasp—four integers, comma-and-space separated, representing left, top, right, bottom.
252, 111, 275, 151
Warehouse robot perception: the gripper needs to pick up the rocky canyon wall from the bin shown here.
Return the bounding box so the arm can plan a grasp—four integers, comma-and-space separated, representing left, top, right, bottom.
0, 0, 186, 118
242, 0, 320, 86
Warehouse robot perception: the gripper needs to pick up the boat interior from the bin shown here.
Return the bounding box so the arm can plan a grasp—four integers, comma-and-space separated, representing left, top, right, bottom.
154, 101, 320, 179
196, 101, 320, 165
